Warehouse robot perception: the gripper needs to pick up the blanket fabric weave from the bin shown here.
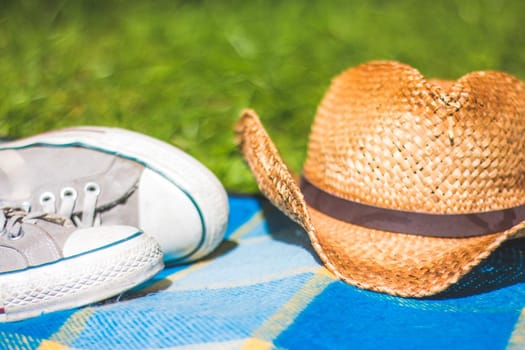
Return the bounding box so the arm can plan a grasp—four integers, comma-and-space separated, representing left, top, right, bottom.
1, 195, 525, 350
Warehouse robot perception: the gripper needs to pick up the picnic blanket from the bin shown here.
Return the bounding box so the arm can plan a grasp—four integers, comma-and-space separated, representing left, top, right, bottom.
2, 194, 525, 349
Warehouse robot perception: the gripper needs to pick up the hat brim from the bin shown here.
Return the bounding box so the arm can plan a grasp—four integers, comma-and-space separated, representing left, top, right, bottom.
236, 109, 525, 297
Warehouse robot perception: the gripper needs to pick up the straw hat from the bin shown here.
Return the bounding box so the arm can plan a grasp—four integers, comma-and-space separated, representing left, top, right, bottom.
236, 60, 525, 297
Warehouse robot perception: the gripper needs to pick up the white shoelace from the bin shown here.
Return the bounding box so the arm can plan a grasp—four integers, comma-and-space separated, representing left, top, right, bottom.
0, 206, 67, 240
39, 182, 101, 228
0, 182, 102, 241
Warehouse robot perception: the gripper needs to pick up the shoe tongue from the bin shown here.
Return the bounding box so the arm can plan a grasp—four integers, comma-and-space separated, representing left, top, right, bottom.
0, 147, 143, 212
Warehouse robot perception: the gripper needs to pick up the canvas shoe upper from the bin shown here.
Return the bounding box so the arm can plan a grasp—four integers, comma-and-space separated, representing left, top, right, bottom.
0, 205, 163, 322
0, 126, 229, 264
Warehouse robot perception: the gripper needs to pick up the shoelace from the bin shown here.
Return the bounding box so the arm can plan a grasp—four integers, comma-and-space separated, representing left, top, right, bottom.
39, 182, 101, 228
0, 181, 102, 241
2, 180, 135, 236
0, 205, 68, 240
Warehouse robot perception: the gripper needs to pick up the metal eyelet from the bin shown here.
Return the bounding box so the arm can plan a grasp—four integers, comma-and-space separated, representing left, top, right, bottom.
60, 187, 78, 200
84, 182, 100, 195
7, 226, 24, 240
39, 192, 56, 205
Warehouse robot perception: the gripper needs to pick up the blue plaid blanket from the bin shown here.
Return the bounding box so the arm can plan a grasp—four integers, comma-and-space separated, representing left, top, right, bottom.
2, 195, 525, 349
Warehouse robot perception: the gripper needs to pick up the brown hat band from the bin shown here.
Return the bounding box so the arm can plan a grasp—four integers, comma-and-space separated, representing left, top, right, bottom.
300, 176, 525, 238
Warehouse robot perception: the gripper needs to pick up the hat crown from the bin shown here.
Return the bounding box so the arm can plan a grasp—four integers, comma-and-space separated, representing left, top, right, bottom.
303, 61, 525, 213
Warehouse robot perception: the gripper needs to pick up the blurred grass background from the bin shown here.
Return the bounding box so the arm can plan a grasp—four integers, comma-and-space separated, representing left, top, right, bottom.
1, 0, 524, 192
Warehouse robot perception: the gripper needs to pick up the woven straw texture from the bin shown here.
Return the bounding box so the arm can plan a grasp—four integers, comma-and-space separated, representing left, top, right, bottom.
305, 61, 525, 213
236, 60, 525, 297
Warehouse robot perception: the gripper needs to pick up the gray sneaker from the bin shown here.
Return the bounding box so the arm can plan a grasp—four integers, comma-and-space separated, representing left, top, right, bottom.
0, 126, 229, 264
0, 205, 163, 322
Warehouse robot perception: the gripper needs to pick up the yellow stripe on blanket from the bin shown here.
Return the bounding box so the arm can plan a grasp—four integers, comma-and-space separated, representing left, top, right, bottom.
47, 308, 96, 346
508, 307, 525, 349
37, 340, 70, 350
242, 267, 335, 349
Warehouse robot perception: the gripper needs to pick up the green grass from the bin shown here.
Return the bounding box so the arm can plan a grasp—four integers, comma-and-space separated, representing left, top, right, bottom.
1, 0, 525, 192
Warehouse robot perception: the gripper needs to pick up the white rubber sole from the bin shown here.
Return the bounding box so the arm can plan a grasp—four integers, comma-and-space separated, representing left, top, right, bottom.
0, 231, 163, 323
1, 127, 229, 263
